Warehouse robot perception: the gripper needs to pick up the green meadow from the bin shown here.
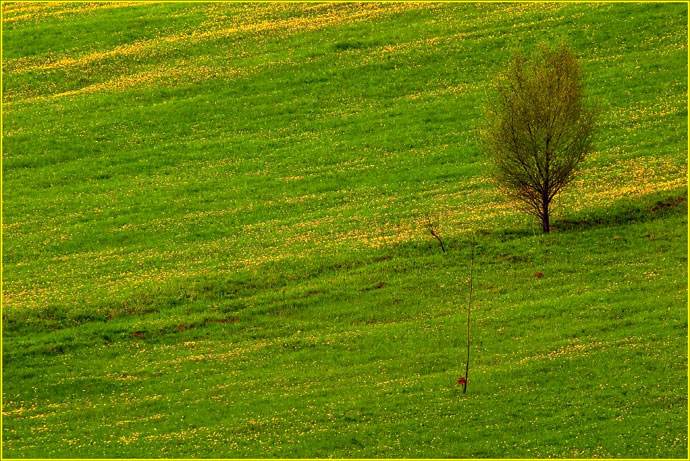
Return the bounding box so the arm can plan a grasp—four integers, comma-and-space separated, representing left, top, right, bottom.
1, 2, 688, 458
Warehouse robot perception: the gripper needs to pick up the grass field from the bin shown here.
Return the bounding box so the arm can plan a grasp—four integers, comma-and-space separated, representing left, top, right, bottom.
1, 1, 688, 458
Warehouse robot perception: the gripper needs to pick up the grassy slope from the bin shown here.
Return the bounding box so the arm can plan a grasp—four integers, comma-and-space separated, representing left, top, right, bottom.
2, 2, 688, 458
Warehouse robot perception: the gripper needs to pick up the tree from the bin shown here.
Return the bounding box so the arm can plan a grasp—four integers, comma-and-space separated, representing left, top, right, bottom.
479, 42, 596, 233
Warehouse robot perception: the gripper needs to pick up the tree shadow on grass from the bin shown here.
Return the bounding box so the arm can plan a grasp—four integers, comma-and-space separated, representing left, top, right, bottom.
554, 193, 687, 232
476, 191, 687, 241
410, 191, 688, 254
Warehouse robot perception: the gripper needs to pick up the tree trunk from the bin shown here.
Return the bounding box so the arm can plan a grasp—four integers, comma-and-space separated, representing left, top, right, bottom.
541, 202, 550, 233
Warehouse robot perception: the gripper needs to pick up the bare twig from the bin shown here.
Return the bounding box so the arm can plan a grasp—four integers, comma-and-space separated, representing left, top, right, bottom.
463, 233, 476, 393
425, 219, 446, 253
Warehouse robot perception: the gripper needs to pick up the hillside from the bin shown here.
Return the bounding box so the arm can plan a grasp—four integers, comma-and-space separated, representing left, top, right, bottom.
1, 2, 688, 458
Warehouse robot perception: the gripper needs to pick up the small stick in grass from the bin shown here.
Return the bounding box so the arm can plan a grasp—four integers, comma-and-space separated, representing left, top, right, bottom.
463, 233, 476, 393
425, 218, 446, 253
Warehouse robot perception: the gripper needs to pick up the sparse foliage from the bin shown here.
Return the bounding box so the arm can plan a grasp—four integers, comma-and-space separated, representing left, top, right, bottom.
479, 42, 596, 233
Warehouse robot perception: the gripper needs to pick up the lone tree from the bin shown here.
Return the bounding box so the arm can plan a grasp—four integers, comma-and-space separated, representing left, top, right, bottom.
479, 43, 596, 233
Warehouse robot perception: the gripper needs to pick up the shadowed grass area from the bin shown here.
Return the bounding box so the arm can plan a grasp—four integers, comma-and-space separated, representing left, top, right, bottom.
2, 2, 687, 458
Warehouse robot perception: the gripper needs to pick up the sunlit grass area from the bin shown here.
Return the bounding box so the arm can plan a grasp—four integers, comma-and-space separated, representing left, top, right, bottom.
2, 2, 687, 458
